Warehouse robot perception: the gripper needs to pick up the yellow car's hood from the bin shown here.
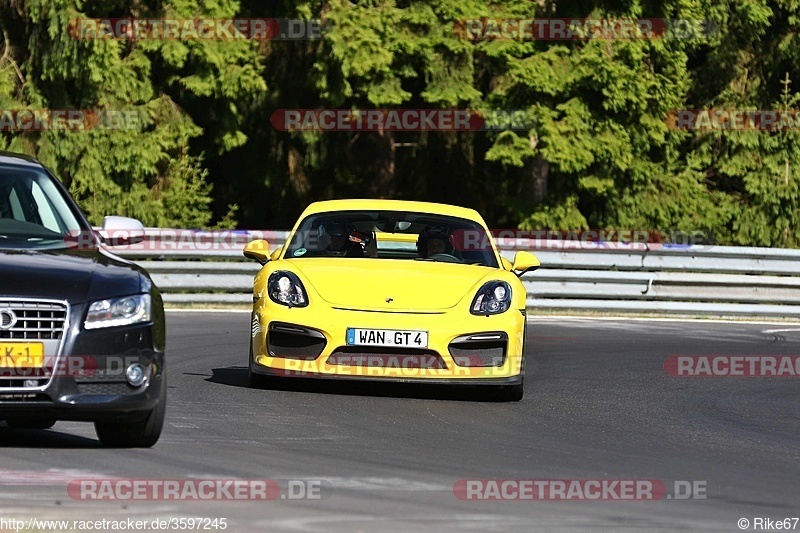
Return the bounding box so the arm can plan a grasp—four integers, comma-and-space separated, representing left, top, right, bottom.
288, 258, 492, 311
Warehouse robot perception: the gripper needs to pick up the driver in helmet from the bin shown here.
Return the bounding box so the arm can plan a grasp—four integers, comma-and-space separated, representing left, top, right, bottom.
417, 226, 451, 258
318, 220, 374, 257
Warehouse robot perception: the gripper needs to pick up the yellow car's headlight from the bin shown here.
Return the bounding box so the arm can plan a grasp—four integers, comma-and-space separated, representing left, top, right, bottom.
85, 294, 151, 329
268, 271, 309, 307
471, 281, 512, 315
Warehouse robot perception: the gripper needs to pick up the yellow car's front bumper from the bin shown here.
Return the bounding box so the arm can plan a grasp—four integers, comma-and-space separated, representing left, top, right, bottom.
250, 301, 526, 383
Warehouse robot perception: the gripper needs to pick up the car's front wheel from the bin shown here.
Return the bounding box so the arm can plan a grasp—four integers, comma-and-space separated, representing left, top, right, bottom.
94, 375, 166, 448
504, 381, 524, 402
498, 354, 525, 401
248, 342, 275, 388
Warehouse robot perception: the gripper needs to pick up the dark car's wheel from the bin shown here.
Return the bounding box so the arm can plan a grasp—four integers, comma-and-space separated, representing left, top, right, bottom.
94, 375, 166, 448
4, 417, 56, 429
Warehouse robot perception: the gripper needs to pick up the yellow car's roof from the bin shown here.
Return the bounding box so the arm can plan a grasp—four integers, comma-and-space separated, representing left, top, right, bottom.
300, 199, 487, 225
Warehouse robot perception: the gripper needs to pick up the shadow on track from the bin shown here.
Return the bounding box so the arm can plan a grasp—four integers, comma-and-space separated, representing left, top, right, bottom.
205, 366, 519, 402
0, 425, 100, 448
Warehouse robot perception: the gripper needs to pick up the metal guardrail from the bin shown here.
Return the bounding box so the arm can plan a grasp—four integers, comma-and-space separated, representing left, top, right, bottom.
111, 229, 800, 317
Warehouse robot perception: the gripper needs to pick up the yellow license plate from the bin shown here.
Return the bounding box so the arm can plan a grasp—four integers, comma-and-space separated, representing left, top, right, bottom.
0, 342, 45, 368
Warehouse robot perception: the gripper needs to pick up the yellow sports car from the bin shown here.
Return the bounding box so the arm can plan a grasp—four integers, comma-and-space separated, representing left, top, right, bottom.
243, 199, 539, 401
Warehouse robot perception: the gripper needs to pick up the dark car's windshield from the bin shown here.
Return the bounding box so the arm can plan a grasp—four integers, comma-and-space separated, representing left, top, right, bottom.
284, 210, 499, 268
0, 166, 84, 250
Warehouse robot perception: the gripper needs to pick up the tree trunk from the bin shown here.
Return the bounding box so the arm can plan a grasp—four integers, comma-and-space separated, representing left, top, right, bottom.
520, 153, 549, 204
287, 145, 310, 195
365, 130, 395, 197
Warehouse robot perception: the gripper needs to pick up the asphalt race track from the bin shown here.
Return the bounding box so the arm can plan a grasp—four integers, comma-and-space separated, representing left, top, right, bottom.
1, 312, 799, 532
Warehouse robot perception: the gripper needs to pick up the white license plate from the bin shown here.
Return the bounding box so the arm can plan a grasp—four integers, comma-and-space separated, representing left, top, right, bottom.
346, 328, 428, 349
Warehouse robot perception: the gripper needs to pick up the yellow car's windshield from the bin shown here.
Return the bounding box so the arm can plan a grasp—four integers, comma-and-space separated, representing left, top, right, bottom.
284, 210, 499, 268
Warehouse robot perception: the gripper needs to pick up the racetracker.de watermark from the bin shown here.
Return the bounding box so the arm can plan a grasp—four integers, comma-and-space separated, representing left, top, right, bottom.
0, 355, 147, 379
67, 478, 332, 500
664, 356, 800, 377
270, 109, 535, 132
666, 109, 800, 131
259, 359, 519, 377
64, 229, 279, 252
461, 229, 713, 250
454, 18, 718, 41
0, 109, 143, 131
68, 18, 323, 40
453, 479, 707, 500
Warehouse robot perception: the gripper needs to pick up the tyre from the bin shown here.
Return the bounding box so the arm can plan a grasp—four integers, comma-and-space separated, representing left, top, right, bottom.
4, 417, 56, 429
94, 374, 166, 448
504, 344, 527, 402
248, 342, 275, 388
248, 366, 275, 388
505, 382, 524, 402
496, 350, 525, 402
493, 379, 524, 402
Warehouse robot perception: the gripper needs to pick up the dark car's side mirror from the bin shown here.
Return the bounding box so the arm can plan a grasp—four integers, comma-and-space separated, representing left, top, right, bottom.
99, 216, 146, 246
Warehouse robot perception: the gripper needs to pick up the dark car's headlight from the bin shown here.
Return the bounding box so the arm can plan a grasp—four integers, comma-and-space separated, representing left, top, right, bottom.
268, 271, 308, 307
85, 294, 152, 330
471, 281, 512, 315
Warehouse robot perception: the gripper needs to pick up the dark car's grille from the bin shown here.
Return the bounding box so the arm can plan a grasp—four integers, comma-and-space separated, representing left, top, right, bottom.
0, 300, 68, 340
0, 299, 68, 392
76, 382, 141, 395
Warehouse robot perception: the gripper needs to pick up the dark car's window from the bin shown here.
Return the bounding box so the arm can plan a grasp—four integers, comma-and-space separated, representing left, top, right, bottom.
284, 210, 499, 268
0, 167, 83, 249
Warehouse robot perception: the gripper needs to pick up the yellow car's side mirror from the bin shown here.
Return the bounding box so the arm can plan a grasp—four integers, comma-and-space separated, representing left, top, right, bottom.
512, 251, 540, 277
243, 239, 271, 265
